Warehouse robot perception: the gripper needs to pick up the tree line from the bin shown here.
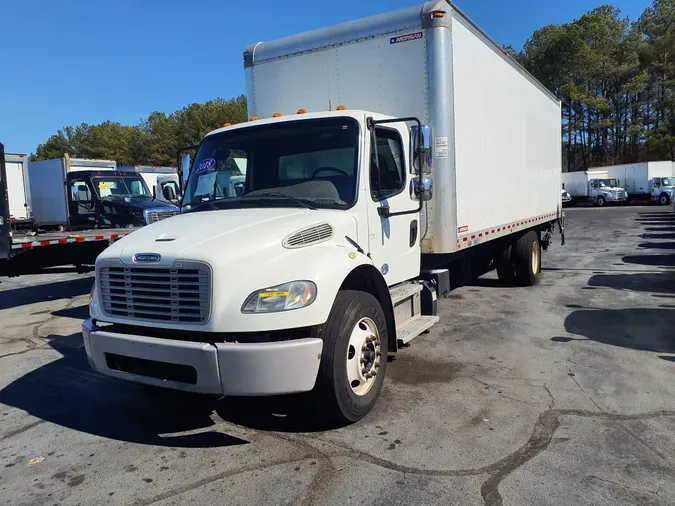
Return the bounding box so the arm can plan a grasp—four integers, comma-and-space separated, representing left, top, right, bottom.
516, 0, 675, 171
31, 1, 674, 171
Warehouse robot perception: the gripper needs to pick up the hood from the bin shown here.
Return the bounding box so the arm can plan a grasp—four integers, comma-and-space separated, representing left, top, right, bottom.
100, 207, 358, 266
108, 197, 177, 211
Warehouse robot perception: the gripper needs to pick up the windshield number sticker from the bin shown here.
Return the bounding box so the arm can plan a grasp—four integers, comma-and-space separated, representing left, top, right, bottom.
195, 158, 216, 173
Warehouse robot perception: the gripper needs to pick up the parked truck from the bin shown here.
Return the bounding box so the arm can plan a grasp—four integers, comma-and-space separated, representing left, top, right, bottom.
83, 1, 564, 423
603, 161, 675, 205
27, 157, 178, 230
561, 170, 628, 206
3, 152, 32, 228
0, 144, 133, 276
118, 165, 182, 206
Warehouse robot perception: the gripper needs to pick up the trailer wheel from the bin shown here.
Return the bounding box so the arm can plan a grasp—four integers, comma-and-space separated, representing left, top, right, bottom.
495, 244, 517, 285
514, 231, 540, 286
596, 196, 605, 207
312, 290, 388, 424
660, 194, 670, 205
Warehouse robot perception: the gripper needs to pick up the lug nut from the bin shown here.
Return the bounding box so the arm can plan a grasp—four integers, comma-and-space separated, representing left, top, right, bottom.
360, 357, 367, 364
376, 351, 382, 357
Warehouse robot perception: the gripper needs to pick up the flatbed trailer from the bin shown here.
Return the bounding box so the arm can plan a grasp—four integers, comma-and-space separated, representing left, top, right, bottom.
0, 142, 134, 276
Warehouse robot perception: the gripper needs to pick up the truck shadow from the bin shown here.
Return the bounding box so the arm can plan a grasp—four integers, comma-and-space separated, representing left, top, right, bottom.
0, 343, 248, 448
622, 254, 675, 267
565, 307, 675, 353
641, 233, 675, 240
0, 276, 93, 311
588, 272, 675, 294
638, 242, 675, 250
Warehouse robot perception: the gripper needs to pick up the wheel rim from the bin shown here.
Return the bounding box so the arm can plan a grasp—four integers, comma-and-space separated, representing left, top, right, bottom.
346, 317, 381, 396
532, 239, 540, 274
598, 197, 604, 206
662, 196, 668, 205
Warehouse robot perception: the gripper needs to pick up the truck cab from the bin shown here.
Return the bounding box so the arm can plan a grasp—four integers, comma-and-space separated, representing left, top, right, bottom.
66, 170, 178, 229
650, 177, 675, 205
588, 177, 627, 206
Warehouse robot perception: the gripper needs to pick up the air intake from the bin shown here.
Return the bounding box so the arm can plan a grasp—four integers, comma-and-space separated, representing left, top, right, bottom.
283, 223, 333, 249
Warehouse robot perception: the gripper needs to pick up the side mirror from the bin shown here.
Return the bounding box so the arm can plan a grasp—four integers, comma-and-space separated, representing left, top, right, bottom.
410, 175, 433, 201
411, 125, 432, 174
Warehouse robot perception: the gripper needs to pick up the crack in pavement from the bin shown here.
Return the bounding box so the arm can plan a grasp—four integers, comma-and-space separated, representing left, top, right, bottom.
588, 474, 662, 497
135, 408, 675, 506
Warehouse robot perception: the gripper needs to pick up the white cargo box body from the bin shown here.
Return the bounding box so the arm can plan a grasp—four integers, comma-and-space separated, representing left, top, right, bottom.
602, 161, 672, 195
4, 153, 32, 222
244, 0, 561, 254
27, 157, 117, 226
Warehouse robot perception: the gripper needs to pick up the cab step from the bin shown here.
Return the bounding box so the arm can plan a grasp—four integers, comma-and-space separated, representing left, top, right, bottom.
397, 315, 439, 345
389, 282, 423, 305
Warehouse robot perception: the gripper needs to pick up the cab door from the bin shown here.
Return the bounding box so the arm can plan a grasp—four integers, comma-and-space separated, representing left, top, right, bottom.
365, 125, 420, 286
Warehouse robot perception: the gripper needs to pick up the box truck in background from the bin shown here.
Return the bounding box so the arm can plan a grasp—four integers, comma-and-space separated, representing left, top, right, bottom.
562, 170, 628, 206
83, 1, 564, 423
3, 153, 32, 227
603, 161, 675, 205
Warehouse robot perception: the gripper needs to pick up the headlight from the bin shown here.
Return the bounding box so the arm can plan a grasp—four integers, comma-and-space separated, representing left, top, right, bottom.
241, 281, 317, 313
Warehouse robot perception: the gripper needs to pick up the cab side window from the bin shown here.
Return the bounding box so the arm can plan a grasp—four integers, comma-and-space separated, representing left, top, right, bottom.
370, 128, 405, 201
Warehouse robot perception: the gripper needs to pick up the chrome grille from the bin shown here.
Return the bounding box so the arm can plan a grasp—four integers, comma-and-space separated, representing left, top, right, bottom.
146, 210, 178, 224
617, 191, 627, 198
99, 262, 210, 323
283, 223, 333, 249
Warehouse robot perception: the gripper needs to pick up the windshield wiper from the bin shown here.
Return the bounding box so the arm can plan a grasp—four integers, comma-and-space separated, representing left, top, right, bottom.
184, 199, 221, 212
242, 192, 317, 210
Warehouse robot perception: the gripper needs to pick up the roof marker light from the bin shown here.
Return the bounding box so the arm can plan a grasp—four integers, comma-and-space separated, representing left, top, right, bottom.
250, 116, 259, 121
297, 109, 307, 114
336, 105, 346, 111
272, 112, 282, 117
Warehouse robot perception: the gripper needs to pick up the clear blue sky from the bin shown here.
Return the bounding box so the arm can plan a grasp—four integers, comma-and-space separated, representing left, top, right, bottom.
0, 0, 652, 155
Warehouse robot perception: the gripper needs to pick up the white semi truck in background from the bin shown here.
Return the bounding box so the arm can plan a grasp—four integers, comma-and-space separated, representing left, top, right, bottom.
562, 170, 628, 206
603, 161, 675, 205
83, 1, 564, 423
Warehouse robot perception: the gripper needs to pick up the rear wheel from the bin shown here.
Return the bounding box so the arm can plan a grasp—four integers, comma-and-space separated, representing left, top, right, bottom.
312, 290, 388, 424
513, 231, 540, 286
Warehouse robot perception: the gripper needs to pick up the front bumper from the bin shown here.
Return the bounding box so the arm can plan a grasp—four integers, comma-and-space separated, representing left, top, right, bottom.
603, 194, 627, 202
82, 318, 323, 395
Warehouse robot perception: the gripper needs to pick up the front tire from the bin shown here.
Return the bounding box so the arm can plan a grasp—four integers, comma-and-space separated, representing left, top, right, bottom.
312, 290, 388, 424
513, 231, 540, 286
660, 194, 670, 205
596, 196, 606, 207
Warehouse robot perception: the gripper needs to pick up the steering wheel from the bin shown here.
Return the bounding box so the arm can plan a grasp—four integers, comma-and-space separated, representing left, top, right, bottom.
311, 167, 350, 179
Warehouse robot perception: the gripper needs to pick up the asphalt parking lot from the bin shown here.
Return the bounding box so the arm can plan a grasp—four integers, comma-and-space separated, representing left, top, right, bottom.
1, 205, 675, 506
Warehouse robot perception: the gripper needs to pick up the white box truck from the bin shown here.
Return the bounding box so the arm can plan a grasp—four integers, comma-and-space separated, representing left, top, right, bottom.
562, 170, 628, 206
3, 153, 32, 227
603, 161, 675, 205
118, 165, 182, 206
83, 1, 564, 423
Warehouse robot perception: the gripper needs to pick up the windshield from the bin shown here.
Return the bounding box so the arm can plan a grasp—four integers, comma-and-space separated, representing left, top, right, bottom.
182, 118, 360, 212
598, 179, 618, 188
661, 178, 672, 186
93, 176, 151, 198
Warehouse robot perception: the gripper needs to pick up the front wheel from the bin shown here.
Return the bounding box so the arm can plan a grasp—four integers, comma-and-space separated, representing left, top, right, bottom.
660, 194, 670, 205
596, 196, 606, 207
312, 290, 388, 424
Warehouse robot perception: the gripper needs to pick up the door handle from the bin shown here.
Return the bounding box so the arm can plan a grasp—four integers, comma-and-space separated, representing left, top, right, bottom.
410, 219, 418, 247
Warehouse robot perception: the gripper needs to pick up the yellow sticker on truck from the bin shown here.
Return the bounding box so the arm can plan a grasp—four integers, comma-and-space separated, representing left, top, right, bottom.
259, 291, 290, 298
